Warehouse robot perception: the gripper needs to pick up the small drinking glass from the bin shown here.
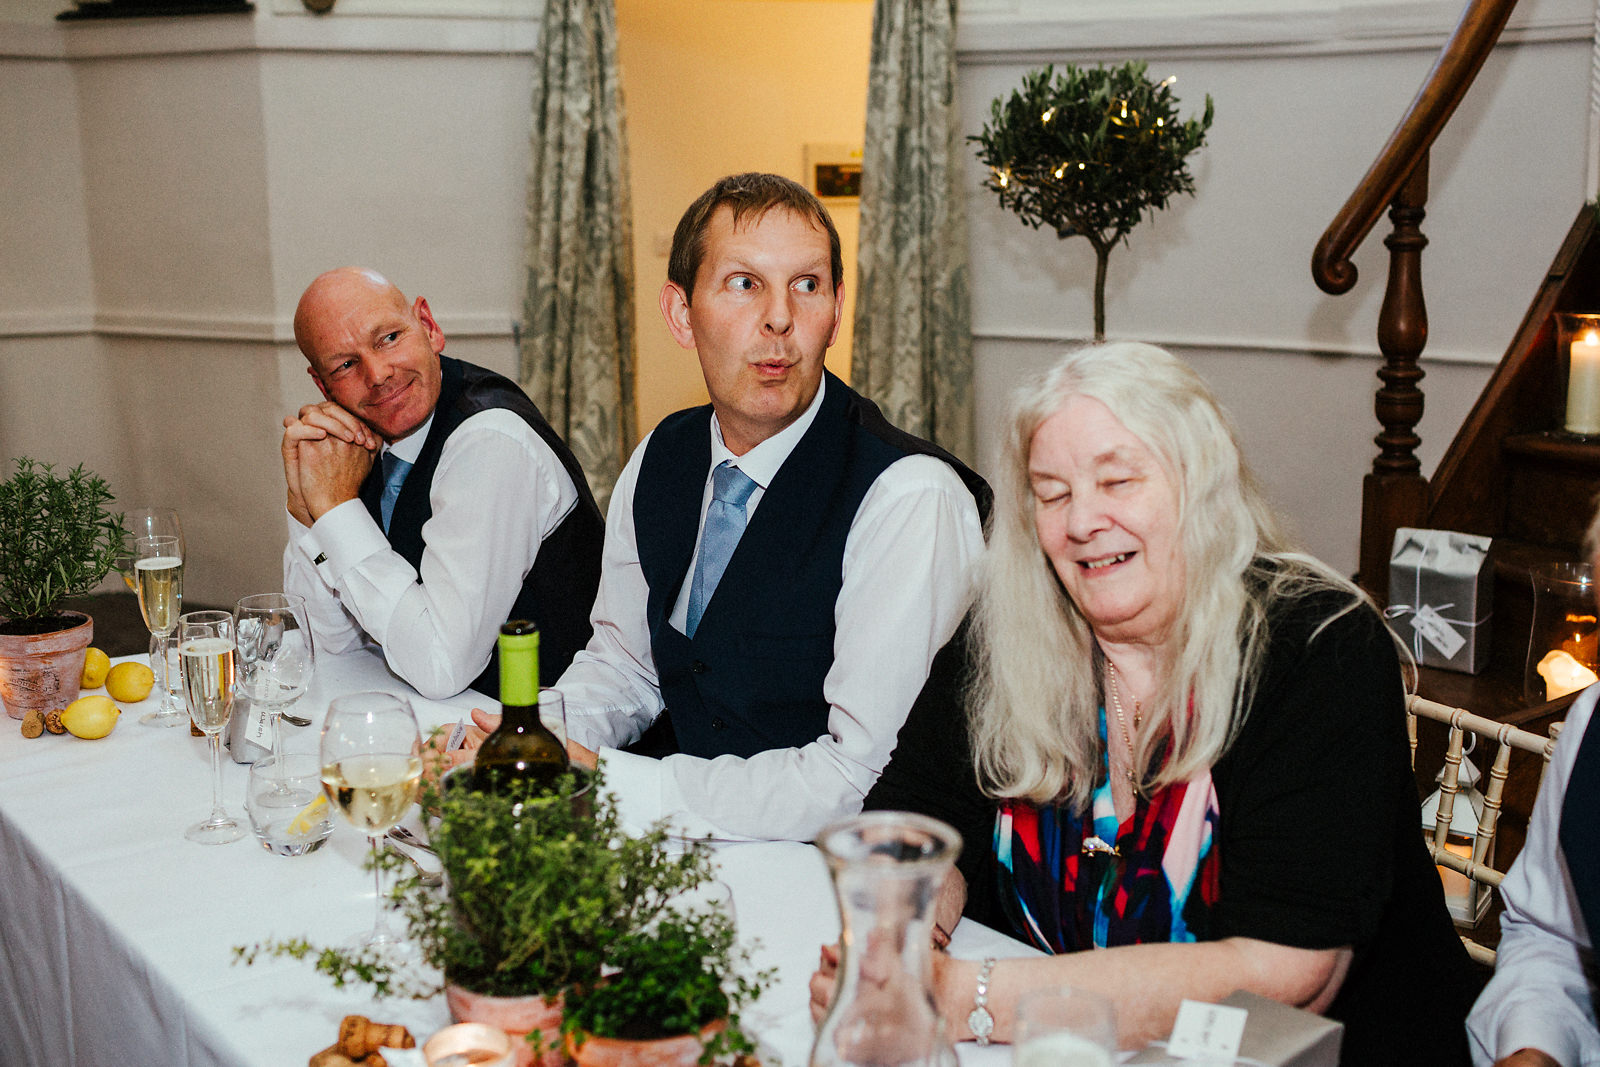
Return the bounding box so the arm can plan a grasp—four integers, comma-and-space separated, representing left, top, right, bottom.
234, 592, 316, 766
179, 610, 246, 845
321, 691, 423, 949
247, 754, 332, 856
1012, 987, 1117, 1067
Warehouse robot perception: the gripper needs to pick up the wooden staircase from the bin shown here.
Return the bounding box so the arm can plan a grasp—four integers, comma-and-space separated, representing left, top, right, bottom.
1312, 0, 1600, 724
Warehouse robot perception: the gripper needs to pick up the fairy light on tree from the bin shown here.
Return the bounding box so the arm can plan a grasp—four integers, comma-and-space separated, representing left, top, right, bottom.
972, 62, 1214, 341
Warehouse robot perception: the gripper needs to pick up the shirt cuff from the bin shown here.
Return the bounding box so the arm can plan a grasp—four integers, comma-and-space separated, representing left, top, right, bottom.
311, 498, 391, 578
596, 747, 665, 837
1493, 1017, 1583, 1067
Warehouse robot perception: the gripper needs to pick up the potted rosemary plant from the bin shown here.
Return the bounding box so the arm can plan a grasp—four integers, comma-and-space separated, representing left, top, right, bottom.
0, 457, 126, 719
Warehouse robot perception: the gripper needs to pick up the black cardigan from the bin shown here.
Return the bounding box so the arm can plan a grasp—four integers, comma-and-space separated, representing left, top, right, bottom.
864, 594, 1475, 1066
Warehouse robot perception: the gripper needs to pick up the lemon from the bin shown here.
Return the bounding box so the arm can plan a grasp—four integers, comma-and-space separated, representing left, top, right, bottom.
81, 647, 111, 689
287, 794, 330, 836
105, 661, 155, 703
61, 695, 120, 739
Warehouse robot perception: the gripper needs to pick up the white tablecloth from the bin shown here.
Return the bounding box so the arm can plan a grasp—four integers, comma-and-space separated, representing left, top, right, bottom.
0, 648, 1028, 1067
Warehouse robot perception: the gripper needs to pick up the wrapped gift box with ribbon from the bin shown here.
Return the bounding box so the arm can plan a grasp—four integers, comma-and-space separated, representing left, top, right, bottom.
1388, 528, 1493, 674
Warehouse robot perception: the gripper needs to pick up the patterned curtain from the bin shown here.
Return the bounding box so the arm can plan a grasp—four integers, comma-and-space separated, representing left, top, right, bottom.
852, 0, 974, 460
520, 0, 637, 512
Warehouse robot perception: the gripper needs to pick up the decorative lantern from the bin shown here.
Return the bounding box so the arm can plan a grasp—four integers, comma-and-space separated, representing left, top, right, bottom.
1421, 753, 1493, 927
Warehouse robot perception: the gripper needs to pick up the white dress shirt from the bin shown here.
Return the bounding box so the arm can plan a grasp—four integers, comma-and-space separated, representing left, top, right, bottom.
284, 407, 579, 700
1467, 684, 1600, 1066
556, 377, 985, 841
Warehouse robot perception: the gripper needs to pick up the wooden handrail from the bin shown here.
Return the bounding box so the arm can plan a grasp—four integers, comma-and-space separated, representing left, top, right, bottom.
1312, 0, 1519, 295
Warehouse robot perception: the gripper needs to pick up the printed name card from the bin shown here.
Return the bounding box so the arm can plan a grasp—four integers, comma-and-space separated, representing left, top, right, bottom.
1167, 999, 1247, 1062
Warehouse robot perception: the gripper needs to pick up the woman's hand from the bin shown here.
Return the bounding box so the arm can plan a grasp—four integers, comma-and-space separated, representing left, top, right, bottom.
809, 943, 840, 1023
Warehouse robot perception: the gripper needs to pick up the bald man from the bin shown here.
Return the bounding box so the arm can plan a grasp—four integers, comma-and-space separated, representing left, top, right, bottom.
280, 267, 603, 699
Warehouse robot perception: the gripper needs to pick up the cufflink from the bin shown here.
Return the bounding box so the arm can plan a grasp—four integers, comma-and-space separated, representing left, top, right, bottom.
312, 552, 327, 567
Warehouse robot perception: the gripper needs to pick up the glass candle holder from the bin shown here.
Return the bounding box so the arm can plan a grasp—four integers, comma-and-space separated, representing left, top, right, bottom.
1556, 313, 1600, 435
1526, 561, 1599, 704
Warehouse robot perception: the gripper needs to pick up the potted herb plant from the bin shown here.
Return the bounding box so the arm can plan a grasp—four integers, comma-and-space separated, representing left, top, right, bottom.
236, 768, 743, 1066
561, 907, 768, 1067
0, 457, 127, 720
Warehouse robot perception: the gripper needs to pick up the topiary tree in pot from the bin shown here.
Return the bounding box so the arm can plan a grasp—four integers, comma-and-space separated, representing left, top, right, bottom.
972, 61, 1214, 341
0, 457, 127, 719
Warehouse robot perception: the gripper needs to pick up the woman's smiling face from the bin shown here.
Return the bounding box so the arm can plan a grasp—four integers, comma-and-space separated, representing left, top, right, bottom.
1029, 394, 1185, 647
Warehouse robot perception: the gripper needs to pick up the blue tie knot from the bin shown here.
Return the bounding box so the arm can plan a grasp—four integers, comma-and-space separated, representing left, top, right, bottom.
712, 462, 758, 508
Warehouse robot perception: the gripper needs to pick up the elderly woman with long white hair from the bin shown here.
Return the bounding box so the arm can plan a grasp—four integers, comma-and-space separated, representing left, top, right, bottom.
813, 343, 1474, 1064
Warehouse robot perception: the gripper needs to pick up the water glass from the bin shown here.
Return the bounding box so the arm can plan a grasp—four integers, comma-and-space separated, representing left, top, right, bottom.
247, 754, 332, 856
1013, 987, 1117, 1067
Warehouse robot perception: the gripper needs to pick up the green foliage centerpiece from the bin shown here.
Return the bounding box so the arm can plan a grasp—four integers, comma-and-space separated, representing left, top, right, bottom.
236, 767, 769, 1060
971, 61, 1214, 340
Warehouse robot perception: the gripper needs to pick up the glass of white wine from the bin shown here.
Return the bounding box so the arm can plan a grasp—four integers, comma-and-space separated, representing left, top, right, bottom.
130, 513, 186, 726
234, 592, 316, 769
178, 610, 246, 845
320, 691, 423, 949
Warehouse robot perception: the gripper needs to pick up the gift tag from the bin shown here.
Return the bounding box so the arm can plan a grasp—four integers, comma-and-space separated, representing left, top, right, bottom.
1412, 604, 1467, 660
1167, 999, 1247, 1061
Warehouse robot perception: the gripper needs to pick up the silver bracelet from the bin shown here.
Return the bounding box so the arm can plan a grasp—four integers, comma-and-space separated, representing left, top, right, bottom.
968, 956, 997, 1046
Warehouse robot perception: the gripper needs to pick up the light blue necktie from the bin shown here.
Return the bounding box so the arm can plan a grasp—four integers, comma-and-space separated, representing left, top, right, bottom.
379, 452, 413, 533
686, 461, 758, 638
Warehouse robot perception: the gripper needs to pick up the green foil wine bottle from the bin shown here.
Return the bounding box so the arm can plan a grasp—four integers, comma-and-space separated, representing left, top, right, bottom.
474, 620, 567, 794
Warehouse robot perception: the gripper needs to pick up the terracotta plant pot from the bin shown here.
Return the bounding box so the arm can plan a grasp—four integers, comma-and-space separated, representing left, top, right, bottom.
445, 983, 567, 1067
565, 1020, 726, 1067
0, 612, 92, 720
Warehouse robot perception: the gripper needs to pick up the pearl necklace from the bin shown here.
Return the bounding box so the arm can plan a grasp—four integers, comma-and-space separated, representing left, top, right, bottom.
1105, 661, 1143, 792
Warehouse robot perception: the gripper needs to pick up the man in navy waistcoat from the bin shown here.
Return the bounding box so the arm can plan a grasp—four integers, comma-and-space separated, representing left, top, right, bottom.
280, 267, 603, 700
465, 174, 988, 840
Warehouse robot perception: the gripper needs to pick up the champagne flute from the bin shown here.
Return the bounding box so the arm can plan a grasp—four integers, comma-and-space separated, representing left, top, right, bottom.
178, 610, 246, 845
234, 592, 316, 770
127, 506, 186, 726
320, 692, 423, 949
134, 534, 185, 727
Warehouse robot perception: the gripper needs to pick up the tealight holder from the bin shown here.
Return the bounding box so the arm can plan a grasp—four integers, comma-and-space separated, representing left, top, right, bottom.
1556, 313, 1600, 436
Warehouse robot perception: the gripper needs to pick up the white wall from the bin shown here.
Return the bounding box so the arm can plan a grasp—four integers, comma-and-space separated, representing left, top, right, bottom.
0, 0, 1592, 606
958, 0, 1595, 574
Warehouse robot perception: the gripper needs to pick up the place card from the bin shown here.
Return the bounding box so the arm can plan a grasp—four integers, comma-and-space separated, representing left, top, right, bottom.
1167, 999, 1247, 1061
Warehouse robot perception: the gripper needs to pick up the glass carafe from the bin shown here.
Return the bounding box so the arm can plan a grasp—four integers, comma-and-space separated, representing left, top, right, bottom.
811, 811, 962, 1067
1525, 562, 1599, 704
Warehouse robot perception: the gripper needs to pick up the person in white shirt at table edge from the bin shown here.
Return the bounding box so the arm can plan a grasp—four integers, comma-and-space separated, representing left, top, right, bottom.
280, 267, 604, 702
454, 172, 989, 841
1467, 501, 1600, 1067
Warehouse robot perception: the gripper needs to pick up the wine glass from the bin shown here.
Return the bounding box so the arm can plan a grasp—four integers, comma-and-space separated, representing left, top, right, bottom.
320, 692, 423, 949
234, 592, 316, 769
178, 610, 246, 845
126, 507, 186, 726
134, 533, 185, 727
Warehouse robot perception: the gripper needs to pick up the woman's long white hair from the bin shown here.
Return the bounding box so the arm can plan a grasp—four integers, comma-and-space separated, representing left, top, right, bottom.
969, 342, 1366, 809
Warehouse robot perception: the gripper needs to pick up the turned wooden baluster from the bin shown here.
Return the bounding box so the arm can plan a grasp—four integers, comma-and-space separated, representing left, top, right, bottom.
1361, 156, 1432, 601
1312, 0, 1520, 598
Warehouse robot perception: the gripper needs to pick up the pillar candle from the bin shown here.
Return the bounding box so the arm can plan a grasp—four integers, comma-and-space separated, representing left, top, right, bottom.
1567, 328, 1600, 434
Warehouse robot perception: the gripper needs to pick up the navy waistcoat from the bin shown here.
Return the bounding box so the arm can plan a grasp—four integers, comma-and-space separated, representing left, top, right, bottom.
359, 356, 604, 697
632, 371, 989, 760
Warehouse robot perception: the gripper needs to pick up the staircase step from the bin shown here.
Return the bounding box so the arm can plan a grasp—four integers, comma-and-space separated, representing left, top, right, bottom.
1501, 433, 1600, 549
